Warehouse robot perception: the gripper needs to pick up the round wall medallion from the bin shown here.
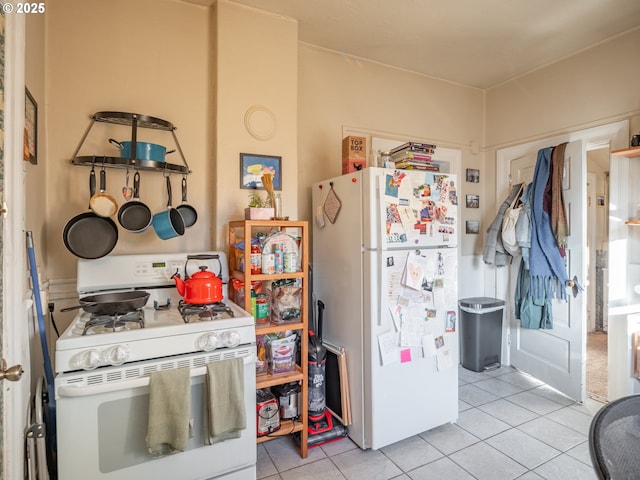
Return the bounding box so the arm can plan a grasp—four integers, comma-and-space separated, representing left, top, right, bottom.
244, 105, 277, 141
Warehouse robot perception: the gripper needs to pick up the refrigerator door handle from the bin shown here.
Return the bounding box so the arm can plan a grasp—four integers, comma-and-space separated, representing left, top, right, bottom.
377, 254, 383, 326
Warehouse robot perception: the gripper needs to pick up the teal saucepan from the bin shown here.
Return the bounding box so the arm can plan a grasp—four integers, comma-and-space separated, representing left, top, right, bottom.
109, 138, 174, 163
152, 175, 185, 240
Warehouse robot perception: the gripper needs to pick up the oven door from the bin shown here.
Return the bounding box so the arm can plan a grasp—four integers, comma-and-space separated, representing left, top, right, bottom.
55, 347, 256, 480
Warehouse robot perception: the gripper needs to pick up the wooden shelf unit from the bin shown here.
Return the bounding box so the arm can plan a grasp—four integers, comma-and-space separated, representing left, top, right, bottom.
228, 220, 309, 458
612, 146, 640, 158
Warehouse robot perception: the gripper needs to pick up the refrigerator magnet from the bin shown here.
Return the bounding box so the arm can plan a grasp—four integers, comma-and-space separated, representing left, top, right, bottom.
446, 311, 457, 332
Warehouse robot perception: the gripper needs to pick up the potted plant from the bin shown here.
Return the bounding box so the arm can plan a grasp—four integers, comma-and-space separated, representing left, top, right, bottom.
245, 191, 274, 220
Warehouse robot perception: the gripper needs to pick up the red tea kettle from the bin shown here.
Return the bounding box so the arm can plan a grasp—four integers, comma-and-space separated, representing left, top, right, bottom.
172, 254, 223, 304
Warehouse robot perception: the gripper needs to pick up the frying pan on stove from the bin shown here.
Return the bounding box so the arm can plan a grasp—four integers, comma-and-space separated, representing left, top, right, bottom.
63, 165, 119, 259
60, 291, 150, 315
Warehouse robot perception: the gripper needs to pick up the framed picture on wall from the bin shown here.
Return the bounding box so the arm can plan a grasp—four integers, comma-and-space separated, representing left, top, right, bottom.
466, 168, 479, 183
240, 153, 282, 190
24, 87, 38, 165
466, 220, 480, 234
597, 194, 606, 207
466, 194, 479, 208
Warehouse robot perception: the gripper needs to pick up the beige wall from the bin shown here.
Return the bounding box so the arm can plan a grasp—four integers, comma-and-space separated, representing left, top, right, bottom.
214, 1, 298, 249
30, 3, 640, 282
45, 0, 210, 279
486, 28, 640, 149
25, 12, 47, 269
297, 44, 486, 254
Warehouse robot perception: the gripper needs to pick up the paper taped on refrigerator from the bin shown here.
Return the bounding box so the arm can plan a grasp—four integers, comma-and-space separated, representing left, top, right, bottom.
378, 170, 458, 248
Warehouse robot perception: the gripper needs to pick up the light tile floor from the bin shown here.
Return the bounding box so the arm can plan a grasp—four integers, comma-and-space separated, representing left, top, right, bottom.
256, 365, 605, 480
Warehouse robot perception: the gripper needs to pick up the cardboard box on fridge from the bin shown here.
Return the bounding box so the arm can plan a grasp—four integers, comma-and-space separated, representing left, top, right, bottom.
342, 158, 366, 174
342, 136, 366, 160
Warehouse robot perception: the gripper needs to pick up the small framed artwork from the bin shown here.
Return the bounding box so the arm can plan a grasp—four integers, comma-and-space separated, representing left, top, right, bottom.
466, 220, 480, 234
240, 153, 282, 190
24, 87, 38, 165
596, 194, 606, 207
466, 168, 479, 183
466, 194, 479, 208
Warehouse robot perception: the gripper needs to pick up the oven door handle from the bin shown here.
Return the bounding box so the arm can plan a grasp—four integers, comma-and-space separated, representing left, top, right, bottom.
57, 353, 255, 398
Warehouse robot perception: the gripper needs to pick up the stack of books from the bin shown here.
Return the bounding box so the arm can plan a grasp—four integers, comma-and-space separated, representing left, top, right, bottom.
387, 142, 439, 171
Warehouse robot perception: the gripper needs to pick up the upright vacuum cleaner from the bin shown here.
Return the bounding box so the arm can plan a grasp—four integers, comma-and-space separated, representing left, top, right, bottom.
306, 299, 347, 447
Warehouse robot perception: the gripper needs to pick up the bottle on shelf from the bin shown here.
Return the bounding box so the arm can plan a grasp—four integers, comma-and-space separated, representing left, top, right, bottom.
250, 288, 257, 320
250, 241, 262, 274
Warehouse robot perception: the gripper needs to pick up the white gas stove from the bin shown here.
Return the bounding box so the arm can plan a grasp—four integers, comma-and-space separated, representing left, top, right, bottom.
55, 251, 255, 373
54, 251, 257, 480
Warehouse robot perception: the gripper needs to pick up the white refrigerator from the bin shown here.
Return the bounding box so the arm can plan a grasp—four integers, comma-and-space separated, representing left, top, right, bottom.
312, 167, 459, 450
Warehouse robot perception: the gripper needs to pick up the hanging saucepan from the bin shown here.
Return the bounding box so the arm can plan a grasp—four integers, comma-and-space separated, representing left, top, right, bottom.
109, 138, 175, 163
63, 167, 118, 259
176, 176, 198, 228
152, 175, 185, 240
117, 171, 152, 233
60, 291, 150, 315
89, 166, 118, 217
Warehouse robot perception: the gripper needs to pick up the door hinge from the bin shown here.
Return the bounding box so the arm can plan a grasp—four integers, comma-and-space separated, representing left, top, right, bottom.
507, 333, 511, 346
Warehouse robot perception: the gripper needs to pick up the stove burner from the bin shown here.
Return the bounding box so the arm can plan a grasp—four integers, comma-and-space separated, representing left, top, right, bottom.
83, 310, 145, 335
177, 300, 235, 323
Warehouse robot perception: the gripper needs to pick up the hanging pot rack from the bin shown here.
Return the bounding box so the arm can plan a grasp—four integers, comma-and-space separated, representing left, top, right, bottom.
70, 111, 191, 174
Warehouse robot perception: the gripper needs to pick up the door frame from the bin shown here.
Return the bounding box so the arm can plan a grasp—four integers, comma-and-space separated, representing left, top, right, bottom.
495, 120, 628, 376
3, 11, 28, 480
587, 171, 597, 332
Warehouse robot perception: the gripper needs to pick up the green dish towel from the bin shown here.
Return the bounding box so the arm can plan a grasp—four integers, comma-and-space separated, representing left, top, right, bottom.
206, 357, 246, 444
146, 367, 192, 457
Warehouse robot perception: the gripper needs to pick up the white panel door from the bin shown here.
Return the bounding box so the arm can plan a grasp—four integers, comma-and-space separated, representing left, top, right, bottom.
508, 140, 587, 402
3, 12, 32, 480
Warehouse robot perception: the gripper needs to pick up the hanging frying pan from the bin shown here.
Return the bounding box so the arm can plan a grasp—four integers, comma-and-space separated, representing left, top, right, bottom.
176, 176, 198, 228
117, 171, 152, 232
89, 166, 118, 217
63, 167, 118, 259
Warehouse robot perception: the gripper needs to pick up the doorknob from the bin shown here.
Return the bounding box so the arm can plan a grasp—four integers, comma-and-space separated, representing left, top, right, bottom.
0, 359, 23, 382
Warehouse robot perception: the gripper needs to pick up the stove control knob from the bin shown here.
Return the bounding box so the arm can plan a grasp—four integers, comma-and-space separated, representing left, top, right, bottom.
198, 332, 221, 352
223, 330, 241, 348
76, 349, 101, 370
104, 345, 129, 366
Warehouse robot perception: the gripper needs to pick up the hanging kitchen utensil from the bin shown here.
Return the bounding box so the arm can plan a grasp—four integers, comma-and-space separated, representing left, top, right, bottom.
176, 176, 198, 228
59, 290, 150, 315
63, 167, 118, 259
152, 174, 185, 239
122, 168, 133, 200
109, 138, 175, 163
117, 171, 152, 233
89, 165, 118, 217
323, 182, 342, 224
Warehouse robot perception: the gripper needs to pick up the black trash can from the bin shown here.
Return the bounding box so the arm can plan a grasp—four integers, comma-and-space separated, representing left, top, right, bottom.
459, 297, 505, 372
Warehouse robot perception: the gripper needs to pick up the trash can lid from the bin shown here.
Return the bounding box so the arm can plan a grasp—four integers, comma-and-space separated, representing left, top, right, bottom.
459, 297, 505, 309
